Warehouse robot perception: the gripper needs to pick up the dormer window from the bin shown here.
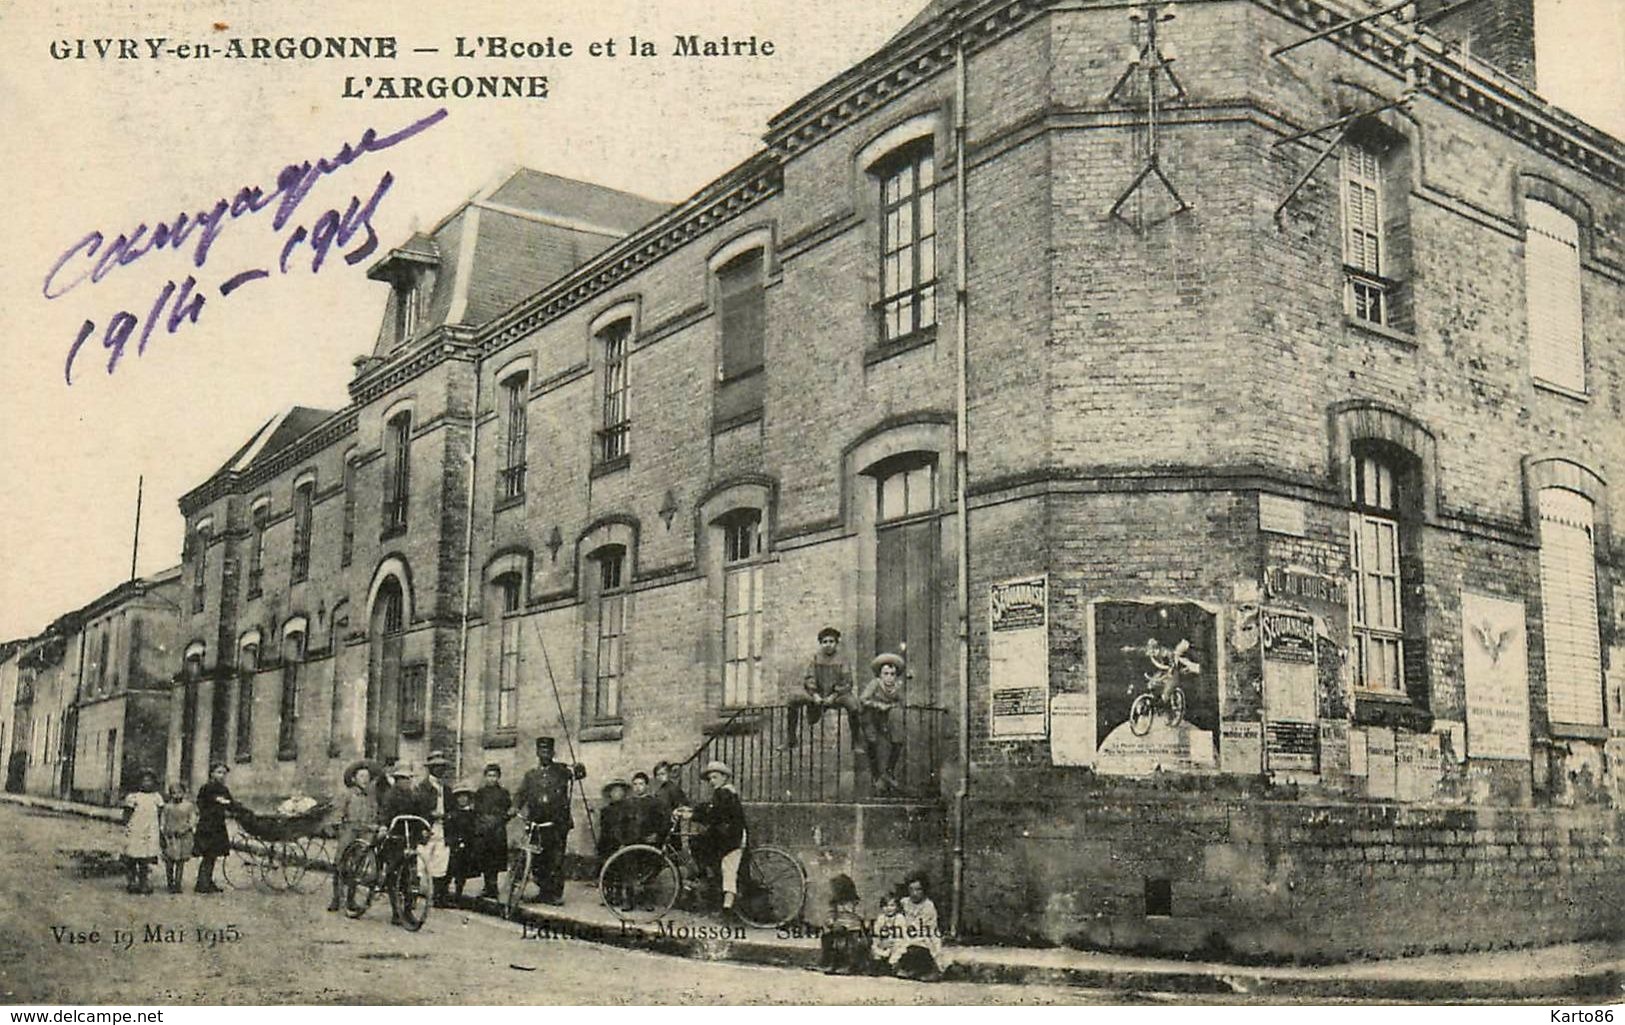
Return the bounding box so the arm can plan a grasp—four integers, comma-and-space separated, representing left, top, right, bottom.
366, 237, 439, 349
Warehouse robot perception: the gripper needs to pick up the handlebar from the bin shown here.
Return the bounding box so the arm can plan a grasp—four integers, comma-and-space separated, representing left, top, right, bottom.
385, 814, 432, 835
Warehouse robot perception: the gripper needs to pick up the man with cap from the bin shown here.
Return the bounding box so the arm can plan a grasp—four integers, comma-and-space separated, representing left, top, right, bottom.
787, 626, 861, 746
680, 760, 747, 914
515, 736, 585, 905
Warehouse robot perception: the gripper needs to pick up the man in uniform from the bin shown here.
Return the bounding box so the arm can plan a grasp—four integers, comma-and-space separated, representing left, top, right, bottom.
515, 736, 585, 905
787, 626, 861, 746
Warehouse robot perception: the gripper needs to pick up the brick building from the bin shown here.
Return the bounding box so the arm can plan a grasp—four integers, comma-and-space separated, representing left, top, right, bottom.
164, 0, 1621, 958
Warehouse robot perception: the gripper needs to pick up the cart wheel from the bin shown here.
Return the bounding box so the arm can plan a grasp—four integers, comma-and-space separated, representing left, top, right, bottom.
222, 828, 258, 891
392, 851, 431, 931
288, 837, 329, 894
278, 839, 314, 892
345, 847, 379, 918
734, 846, 806, 929
599, 845, 679, 923
504, 849, 531, 920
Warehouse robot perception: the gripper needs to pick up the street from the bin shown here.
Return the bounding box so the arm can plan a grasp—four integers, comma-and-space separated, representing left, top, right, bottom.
0, 802, 1105, 1005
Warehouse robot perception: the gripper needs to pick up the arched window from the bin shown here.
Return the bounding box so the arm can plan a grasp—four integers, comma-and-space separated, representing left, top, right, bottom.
718, 510, 766, 707
489, 572, 524, 733
1537, 487, 1603, 726
383, 411, 412, 536
340, 453, 358, 568
499, 370, 530, 502
247, 499, 269, 596
874, 140, 937, 344
1348, 441, 1423, 695
277, 629, 306, 760
597, 320, 633, 466
587, 546, 627, 721
291, 478, 315, 583
367, 577, 407, 760
235, 641, 258, 762
1524, 199, 1586, 394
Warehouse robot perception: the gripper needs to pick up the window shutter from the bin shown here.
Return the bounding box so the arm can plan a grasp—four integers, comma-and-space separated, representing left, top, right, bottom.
1525, 200, 1585, 392
1342, 145, 1383, 274
718, 251, 765, 380
1538, 488, 1602, 726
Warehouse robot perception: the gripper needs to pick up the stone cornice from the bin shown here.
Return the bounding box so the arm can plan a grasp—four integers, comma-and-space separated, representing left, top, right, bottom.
764, 0, 1622, 186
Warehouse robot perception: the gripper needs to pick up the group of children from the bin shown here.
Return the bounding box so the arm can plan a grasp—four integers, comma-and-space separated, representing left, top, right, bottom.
119, 769, 199, 894
593, 761, 690, 858
819, 870, 947, 981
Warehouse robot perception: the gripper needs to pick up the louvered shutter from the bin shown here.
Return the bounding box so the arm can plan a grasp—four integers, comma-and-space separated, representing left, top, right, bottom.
1538, 487, 1602, 726
1524, 200, 1585, 392
1343, 145, 1383, 273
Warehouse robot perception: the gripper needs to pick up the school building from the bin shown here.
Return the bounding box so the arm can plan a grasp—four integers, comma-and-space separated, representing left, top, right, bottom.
157, 0, 1621, 959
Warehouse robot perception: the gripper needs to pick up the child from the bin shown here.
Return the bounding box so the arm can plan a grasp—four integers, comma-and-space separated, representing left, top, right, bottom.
871, 889, 908, 970
472, 763, 512, 900
860, 654, 906, 793
894, 871, 945, 981
158, 784, 196, 894
121, 770, 164, 895
819, 873, 872, 975
444, 781, 479, 899
651, 761, 688, 832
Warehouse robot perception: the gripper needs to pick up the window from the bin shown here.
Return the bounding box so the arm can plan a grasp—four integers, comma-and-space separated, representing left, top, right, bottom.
597, 321, 632, 465
718, 251, 766, 381
877, 142, 937, 343
191, 525, 210, 613
394, 279, 420, 344
277, 633, 304, 760
590, 549, 627, 720
340, 457, 357, 568
291, 481, 314, 584
235, 646, 256, 763
399, 663, 428, 736
878, 460, 936, 522
492, 575, 523, 731
721, 513, 766, 707
97, 630, 109, 692
1350, 448, 1405, 693
1524, 199, 1585, 393
382, 412, 411, 535
499, 373, 528, 502
1342, 142, 1387, 326
1538, 488, 1603, 726
247, 504, 268, 596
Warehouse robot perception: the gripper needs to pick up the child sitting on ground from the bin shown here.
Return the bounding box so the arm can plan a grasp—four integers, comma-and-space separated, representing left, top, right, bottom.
871, 889, 908, 971
818, 874, 871, 975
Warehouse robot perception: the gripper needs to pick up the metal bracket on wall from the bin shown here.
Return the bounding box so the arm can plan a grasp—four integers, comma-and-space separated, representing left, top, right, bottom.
1108, 3, 1192, 231
1271, 92, 1413, 223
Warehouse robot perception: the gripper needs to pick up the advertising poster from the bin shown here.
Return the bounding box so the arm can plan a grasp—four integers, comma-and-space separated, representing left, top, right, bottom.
1261, 607, 1318, 773
1090, 599, 1220, 775
989, 575, 1049, 740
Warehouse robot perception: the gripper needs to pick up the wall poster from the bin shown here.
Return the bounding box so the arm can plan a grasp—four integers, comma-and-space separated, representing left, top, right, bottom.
988, 575, 1050, 740
1461, 591, 1532, 760
1089, 599, 1221, 775
1261, 607, 1318, 773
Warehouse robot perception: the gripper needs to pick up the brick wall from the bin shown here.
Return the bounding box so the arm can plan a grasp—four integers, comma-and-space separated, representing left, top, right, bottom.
965, 791, 1625, 960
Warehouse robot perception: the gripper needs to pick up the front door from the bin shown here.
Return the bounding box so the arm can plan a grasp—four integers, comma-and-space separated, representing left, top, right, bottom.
876, 516, 937, 702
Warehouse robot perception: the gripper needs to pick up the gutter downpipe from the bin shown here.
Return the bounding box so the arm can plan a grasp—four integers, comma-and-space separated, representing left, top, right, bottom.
949, 18, 972, 940
455, 352, 481, 778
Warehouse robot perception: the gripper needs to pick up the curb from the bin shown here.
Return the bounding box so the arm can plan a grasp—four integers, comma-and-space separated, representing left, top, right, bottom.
12, 793, 1619, 1000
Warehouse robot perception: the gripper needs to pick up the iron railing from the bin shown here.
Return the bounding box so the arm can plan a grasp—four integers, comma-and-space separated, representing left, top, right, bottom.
672, 703, 949, 804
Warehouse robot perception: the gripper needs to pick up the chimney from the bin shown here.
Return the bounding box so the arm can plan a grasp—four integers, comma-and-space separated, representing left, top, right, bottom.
1419, 0, 1537, 89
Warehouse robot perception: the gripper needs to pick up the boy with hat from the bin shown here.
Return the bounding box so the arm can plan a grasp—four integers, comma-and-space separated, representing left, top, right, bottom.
515, 736, 585, 905
788, 627, 861, 746
328, 759, 380, 911
681, 760, 747, 914
860, 653, 907, 793
819, 873, 871, 974
472, 763, 513, 899
444, 779, 480, 899
378, 763, 431, 924
596, 777, 634, 860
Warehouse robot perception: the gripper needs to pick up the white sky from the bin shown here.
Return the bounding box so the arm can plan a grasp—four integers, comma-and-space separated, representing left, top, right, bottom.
0, 0, 1619, 641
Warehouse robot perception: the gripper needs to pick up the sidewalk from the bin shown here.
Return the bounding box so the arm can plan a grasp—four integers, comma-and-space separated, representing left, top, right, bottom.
8, 790, 1621, 1000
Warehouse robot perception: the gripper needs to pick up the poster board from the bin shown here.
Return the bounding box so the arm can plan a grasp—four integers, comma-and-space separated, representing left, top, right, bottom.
1260, 607, 1318, 773
1460, 591, 1532, 760
988, 575, 1049, 740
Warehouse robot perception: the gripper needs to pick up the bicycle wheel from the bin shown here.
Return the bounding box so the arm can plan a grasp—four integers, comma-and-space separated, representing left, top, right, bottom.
287, 836, 328, 894
344, 847, 380, 918
392, 852, 431, 931
504, 849, 531, 920
1128, 693, 1155, 737
261, 841, 297, 892
1166, 688, 1186, 728
599, 845, 679, 923
734, 846, 806, 929
277, 838, 316, 892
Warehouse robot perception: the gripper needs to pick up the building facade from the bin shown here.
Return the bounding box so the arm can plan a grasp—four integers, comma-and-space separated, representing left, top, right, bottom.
160, 0, 1621, 957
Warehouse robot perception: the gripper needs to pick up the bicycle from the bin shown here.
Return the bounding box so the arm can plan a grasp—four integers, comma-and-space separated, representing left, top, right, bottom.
1122, 638, 1200, 737
344, 814, 434, 931
598, 813, 807, 928
503, 819, 557, 919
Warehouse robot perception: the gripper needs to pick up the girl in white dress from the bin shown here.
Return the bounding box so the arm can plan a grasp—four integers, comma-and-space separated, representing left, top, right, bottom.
122, 769, 164, 895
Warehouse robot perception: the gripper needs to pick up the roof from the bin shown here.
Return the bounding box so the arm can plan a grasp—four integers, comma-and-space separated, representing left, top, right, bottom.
887, 0, 955, 45
213, 406, 337, 478
484, 169, 671, 234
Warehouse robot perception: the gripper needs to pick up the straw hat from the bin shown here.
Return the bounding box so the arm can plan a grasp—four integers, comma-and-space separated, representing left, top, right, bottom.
702, 760, 733, 779
871, 652, 906, 674
343, 758, 382, 789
